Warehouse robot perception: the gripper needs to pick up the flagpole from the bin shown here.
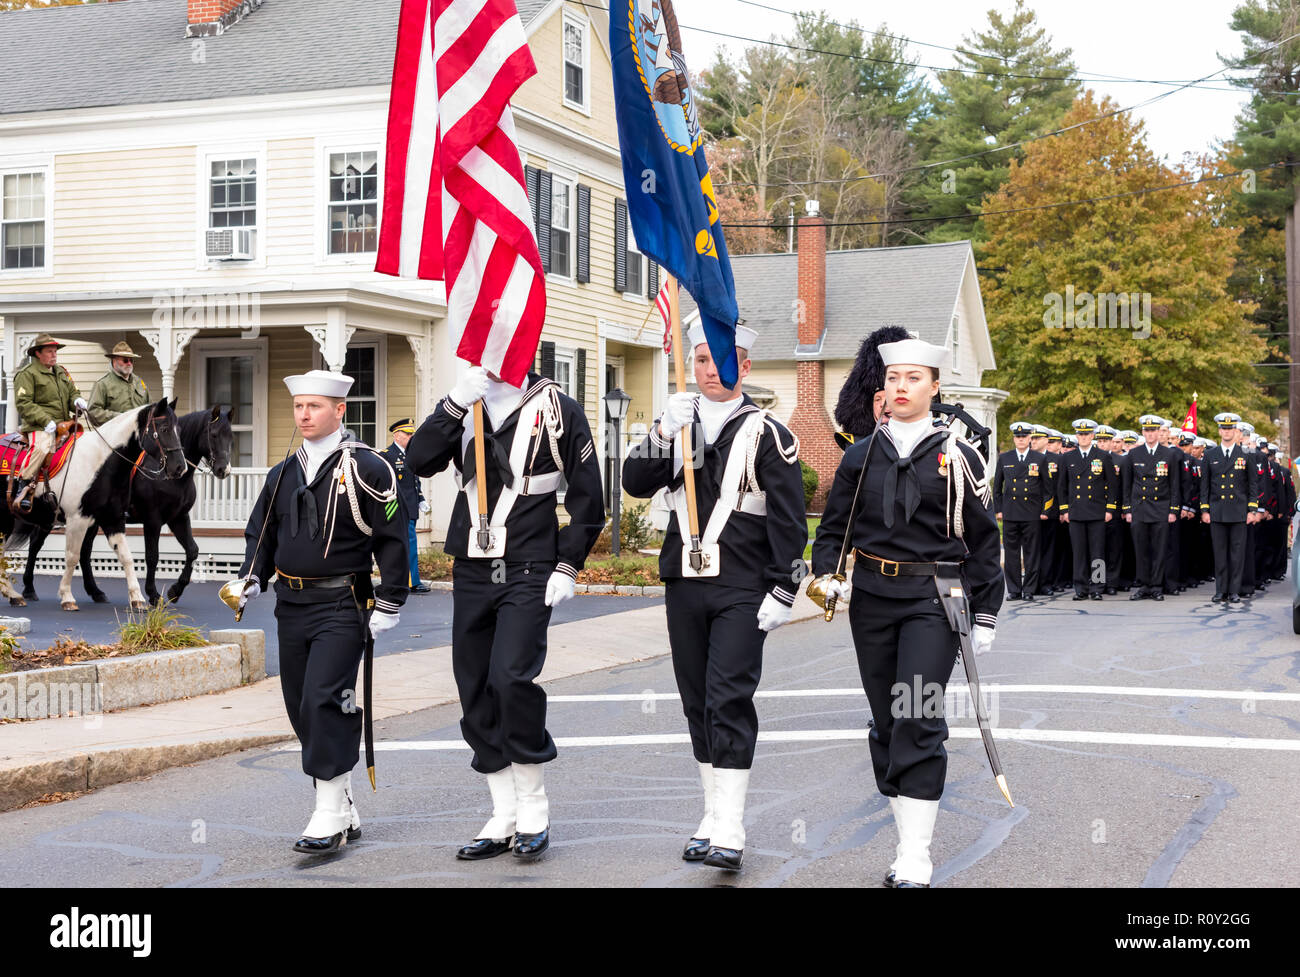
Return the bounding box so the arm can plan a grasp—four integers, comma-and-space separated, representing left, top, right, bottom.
666, 275, 703, 561
473, 401, 491, 550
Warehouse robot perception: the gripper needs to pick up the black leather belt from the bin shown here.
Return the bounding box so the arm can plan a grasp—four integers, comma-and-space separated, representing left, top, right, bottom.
855, 550, 962, 577
276, 568, 356, 591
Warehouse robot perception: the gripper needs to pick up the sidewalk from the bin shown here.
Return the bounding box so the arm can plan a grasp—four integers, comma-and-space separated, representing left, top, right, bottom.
0, 598, 828, 811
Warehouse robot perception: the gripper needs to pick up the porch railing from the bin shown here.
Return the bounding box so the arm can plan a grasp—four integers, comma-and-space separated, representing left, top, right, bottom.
192, 467, 269, 526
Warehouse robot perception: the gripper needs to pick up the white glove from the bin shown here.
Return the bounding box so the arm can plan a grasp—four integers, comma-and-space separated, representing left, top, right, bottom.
238, 577, 261, 612
756, 594, 793, 632
74, 397, 88, 412
418, 499, 430, 514
972, 625, 995, 657
44, 420, 56, 434
369, 610, 399, 636
544, 571, 575, 608
658, 392, 697, 439
448, 366, 490, 409
822, 576, 852, 603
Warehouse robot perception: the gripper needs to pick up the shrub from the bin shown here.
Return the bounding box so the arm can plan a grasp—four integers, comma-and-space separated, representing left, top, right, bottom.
0, 626, 16, 674
800, 460, 818, 509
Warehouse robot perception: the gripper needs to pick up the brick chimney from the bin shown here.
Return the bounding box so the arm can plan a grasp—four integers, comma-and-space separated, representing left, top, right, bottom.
786, 201, 838, 511
187, 0, 264, 38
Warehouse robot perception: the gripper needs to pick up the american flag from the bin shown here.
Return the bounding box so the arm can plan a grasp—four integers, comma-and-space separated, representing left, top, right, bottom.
655, 280, 673, 355
376, 0, 545, 386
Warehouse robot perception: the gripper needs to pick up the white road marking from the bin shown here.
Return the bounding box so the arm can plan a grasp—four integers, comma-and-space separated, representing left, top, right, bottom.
547, 685, 1300, 703
278, 728, 1300, 753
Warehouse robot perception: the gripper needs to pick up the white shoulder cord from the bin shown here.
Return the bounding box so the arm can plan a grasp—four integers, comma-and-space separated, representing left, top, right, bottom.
943, 427, 991, 540
322, 443, 397, 557
743, 413, 799, 492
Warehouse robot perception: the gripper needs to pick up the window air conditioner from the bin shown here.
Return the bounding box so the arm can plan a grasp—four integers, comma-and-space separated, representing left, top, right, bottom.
205, 228, 256, 260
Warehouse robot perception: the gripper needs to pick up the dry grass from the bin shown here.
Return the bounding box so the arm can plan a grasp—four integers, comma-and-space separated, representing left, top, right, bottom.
5, 603, 206, 671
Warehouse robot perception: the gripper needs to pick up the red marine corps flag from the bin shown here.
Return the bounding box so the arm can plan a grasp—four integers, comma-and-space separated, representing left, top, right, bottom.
1180, 392, 1198, 435
376, 0, 545, 386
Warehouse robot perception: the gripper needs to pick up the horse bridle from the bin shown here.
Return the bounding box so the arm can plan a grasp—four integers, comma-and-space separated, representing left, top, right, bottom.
191, 411, 229, 476
84, 406, 184, 481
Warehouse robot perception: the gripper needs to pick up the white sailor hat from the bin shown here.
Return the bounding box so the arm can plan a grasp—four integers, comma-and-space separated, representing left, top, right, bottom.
1213, 411, 1241, 427
1237, 420, 1255, 435
1071, 418, 1097, 434
687, 321, 759, 353
1046, 429, 1063, 442
1268, 442, 1279, 452
1195, 436, 1212, 447
877, 338, 951, 370
1158, 417, 1173, 429
1095, 425, 1118, 438
1032, 424, 1050, 437
1177, 429, 1195, 444
1121, 430, 1140, 444
285, 369, 355, 399
1138, 414, 1163, 431
1010, 420, 1034, 437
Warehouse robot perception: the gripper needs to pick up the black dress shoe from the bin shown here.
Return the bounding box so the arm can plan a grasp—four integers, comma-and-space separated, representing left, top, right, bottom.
1118, 585, 1131, 592
1022, 593, 1035, 602
1227, 595, 1241, 604
1104, 587, 1117, 595
1072, 594, 1088, 601
1090, 593, 1103, 601
513, 826, 549, 859
293, 831, 346, 854
702, 845, 743, 870
895, 880, 931, 888
457, 837, 513, 860
883, 871, 898, 888
1152, 593, 1164, 601
682, 837, 710, 861
410, 583, 433, 594
1211, 593, 1224, 602
1130, 591, 1146, 600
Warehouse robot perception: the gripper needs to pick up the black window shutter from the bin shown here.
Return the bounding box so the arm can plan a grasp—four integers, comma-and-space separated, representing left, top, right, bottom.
647, 260, 659, 300
576, 184, 591, 284
536, 172, 553, 274
539, 341, 556, 380
575, 347, 586, 409
614, 198, 628, 293
525, 165, 540, 228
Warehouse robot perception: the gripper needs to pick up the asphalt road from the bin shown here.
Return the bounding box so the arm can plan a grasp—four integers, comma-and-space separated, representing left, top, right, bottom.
1, 575, 1297, 887
5, 578, 661, 674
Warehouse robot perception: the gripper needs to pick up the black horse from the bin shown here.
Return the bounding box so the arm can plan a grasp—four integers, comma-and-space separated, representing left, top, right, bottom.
54, 405, 234, 606
1, 398, 188, 610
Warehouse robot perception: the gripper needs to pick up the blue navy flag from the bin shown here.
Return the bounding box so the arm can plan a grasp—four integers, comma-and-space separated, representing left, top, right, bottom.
610, 0, 741, 388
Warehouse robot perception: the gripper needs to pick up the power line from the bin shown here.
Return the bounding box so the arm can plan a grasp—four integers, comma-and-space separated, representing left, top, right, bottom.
718, 159, 1297, 229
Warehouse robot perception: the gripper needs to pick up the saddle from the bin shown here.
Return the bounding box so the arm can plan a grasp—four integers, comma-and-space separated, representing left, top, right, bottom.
0, 422, 84, 481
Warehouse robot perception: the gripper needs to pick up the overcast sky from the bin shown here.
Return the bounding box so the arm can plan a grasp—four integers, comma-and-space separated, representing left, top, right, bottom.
678, 0, 1253, 164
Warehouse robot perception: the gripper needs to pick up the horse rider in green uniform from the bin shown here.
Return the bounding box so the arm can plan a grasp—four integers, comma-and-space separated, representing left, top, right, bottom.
88, 341, 149, 425
12, 334, 87, 513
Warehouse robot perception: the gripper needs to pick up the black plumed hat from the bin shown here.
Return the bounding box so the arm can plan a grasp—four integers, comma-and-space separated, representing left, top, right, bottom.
833, 325, 913, 439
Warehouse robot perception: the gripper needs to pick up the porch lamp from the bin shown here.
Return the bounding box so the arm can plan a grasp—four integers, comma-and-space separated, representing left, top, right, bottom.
603, 387, 632, 557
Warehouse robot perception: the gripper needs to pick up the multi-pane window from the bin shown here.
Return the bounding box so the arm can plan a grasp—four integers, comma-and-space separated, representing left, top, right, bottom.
343, 345, 378, 447
563, 18, 585, 107
951, 315, 961, 373
550, 178, 571, 278
625, 219, 645, 296
328, 151, 378, 254
2, 172, 45, 270
553, 349, 574, 399
210, 159, 257, 228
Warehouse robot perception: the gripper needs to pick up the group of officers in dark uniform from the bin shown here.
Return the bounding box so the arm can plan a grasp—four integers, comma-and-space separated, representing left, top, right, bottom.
994, 413, 1294, 604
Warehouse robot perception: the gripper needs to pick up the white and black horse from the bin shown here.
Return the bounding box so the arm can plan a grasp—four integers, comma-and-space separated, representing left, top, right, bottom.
0, 398, 187, 611
71, 406, 233, 606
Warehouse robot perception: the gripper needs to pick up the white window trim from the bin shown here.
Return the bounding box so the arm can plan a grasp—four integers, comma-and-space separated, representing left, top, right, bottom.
546, 171, 576, 285
622, 219, 649, 304
190, 337, 268, 466
0, 157, 54, 280
315, 136, 386, 267
561, 10, 591, 116
195, 143, 268, 271
312, 333, 388, 447
950, 313, 962, 375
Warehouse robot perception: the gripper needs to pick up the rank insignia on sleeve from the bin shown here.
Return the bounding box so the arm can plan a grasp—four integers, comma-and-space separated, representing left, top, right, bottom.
385, 499, 398, 521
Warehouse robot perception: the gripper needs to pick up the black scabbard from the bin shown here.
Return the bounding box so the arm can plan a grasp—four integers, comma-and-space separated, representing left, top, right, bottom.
349, 576, 377, 792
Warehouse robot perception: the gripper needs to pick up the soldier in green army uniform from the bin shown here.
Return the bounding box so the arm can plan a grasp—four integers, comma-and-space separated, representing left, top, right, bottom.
87, 341, 149, 426
12, 334, 87, 513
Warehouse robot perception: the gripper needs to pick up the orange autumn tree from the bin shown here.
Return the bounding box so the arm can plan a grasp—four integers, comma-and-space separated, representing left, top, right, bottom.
980, 91, 1271, 440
